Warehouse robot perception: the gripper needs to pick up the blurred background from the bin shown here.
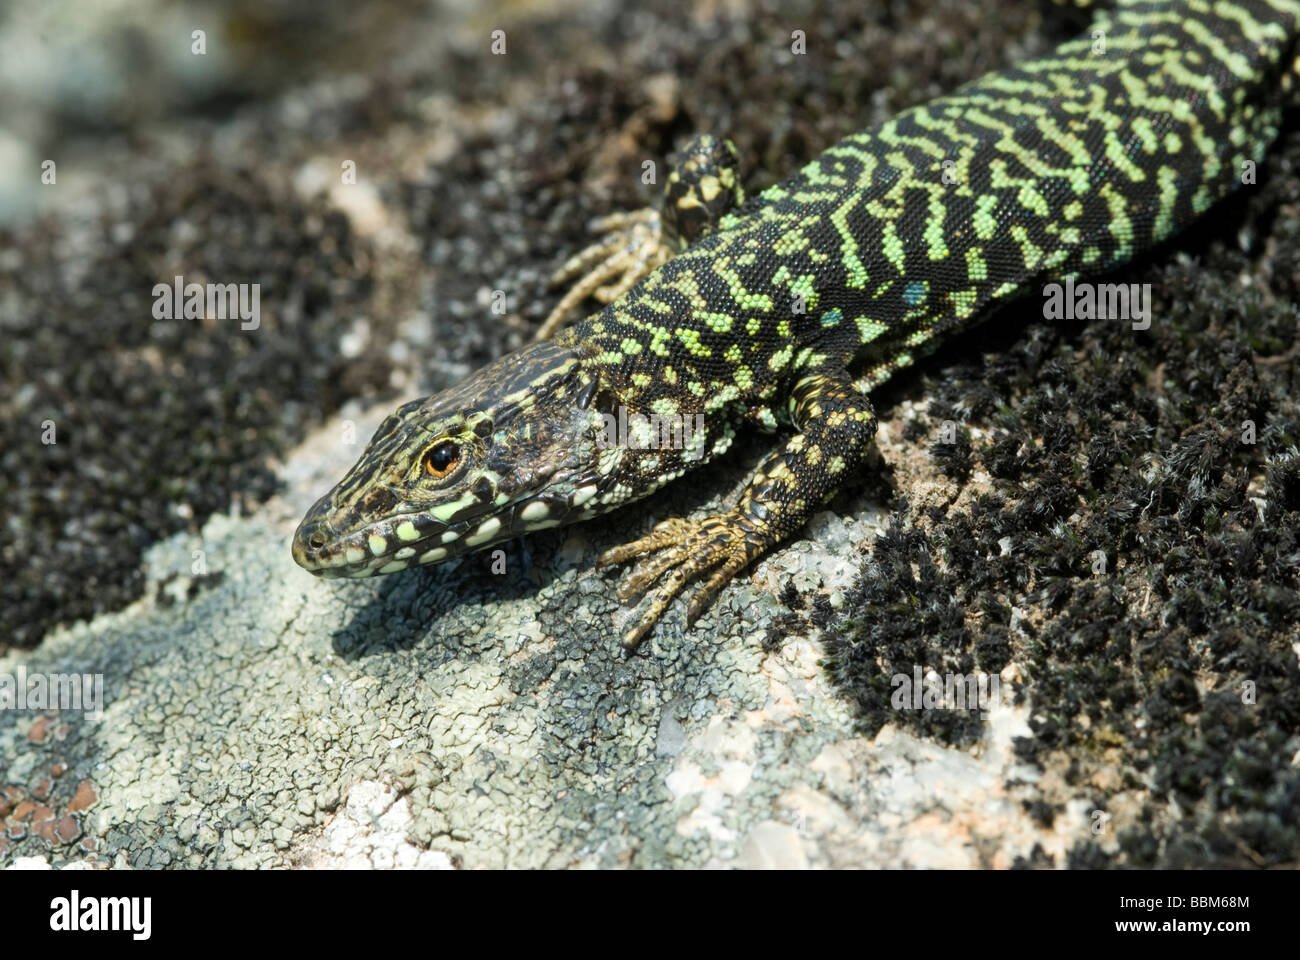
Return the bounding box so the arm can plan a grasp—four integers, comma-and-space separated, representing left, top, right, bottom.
0, 0, 486, 223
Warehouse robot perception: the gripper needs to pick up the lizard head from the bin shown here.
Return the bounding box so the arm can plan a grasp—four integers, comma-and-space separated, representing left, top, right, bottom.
291, 339, 617, 579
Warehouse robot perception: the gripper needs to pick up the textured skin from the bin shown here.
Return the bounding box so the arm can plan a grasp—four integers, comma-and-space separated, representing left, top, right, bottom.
295, 0, 1300, 647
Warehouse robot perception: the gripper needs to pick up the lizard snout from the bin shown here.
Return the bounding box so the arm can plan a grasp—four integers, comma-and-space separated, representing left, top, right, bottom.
291, 497, 341, 574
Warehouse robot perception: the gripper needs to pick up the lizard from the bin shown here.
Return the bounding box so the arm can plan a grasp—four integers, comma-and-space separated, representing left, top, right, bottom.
293, 0, 1300, 649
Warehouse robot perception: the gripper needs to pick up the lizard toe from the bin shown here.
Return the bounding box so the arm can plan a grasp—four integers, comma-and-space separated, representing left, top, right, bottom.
603, 512, 762, 648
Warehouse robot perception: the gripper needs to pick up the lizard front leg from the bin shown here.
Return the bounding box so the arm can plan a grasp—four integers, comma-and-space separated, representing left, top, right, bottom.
536, 134, 745, 339
600, 368, 878, 648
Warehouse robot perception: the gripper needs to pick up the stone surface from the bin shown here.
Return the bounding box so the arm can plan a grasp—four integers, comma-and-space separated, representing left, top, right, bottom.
2, 0, 1297, 869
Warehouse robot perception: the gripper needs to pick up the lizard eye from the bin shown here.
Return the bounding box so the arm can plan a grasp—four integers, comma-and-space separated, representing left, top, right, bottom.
424, 441, 460, 479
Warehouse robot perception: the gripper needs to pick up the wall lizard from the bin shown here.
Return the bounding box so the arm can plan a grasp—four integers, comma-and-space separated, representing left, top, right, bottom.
293, 0, 1300, 648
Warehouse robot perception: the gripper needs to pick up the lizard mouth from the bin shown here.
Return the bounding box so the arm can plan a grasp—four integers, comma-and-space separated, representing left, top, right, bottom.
291, 486, 592, 578
291, 493, 467, 578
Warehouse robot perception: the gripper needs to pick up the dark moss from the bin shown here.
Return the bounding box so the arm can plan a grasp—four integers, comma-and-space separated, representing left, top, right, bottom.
819, 115, 1300, 865
1, 168, 394, 649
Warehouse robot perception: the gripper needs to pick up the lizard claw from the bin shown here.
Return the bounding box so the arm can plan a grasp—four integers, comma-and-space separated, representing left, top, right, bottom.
599, 513, 763, 649
535, 208, 671, 340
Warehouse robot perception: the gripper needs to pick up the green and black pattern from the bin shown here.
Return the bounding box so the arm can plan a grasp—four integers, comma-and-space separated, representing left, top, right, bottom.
294, 0, 1300, 647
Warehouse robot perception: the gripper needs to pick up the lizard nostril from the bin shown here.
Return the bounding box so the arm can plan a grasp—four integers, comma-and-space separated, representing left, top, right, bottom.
309, 530, 327, 548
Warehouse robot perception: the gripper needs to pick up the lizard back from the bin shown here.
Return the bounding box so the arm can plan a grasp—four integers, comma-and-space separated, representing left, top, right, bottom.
574, 0, 1300, 410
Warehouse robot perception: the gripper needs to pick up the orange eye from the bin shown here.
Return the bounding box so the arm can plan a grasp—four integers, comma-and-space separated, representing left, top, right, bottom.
425, 441, 460, 478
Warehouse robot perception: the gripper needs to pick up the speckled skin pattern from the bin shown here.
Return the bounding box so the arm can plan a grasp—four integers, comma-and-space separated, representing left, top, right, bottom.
295, 0, 1300, 646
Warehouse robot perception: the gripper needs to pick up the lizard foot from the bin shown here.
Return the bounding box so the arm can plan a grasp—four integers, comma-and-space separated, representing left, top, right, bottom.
598, 512, 766, 649
535, 208, 670, 340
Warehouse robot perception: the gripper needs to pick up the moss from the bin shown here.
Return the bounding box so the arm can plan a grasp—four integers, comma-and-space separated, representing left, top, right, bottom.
818, 115, 1300, 865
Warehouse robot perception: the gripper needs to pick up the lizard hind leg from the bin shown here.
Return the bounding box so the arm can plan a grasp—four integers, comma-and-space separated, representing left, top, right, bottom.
600, 367, 878, 649
536, 134, 745, 340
